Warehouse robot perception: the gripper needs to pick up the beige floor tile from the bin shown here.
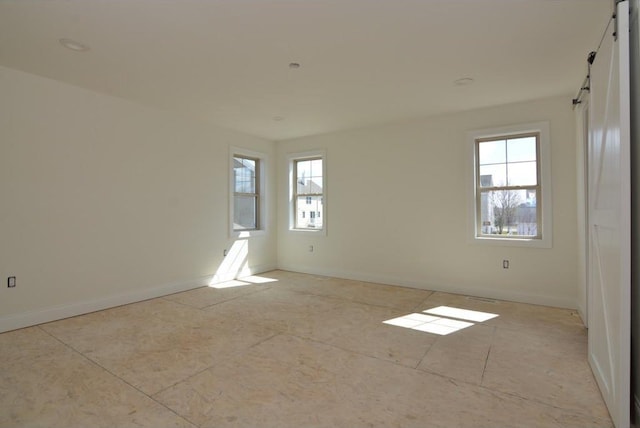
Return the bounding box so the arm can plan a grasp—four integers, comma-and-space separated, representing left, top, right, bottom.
154, 334, 356, 428
481, 327, 608, 419
203, 286, 347, 335
88, 323, 275, 396
0, 325, 62, 361
309, 302, 439, 367
155, 334, 611, 428
417, 291, 586, 337
416, 324, 495, 384
273, 271, 433, 311
0, 327, 195, 428
43, 299, 276, 396
206, 287, 438, 367
40, 298, 215, 357
0, 272, 612, 428
164, 282, 272, 309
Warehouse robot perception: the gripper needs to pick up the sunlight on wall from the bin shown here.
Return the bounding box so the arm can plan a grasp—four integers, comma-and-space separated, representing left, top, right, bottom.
208, 236, 280, 288
209, 239, 248, 286
383, 306, 498, 336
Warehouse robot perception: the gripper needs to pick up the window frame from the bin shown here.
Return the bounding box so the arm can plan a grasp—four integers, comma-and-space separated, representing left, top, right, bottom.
230, 147, 267, 238
467, 122, 552, 248
288, 150, 327, 234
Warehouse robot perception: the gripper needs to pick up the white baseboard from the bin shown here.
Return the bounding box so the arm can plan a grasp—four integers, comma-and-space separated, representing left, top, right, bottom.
276, 263, 576, 309
576, 306, 588, 328
0, 263, 276, 334
209, 263, 276, 285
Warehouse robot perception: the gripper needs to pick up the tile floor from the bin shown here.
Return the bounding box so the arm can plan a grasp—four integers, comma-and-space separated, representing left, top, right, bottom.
0, 270, 612, 427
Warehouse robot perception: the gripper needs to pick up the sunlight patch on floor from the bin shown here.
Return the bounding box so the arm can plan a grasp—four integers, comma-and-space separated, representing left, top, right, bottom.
208, 275, 279, 289
423, 306, 499, 322
383, 306, 499, 336
240, 275, 279, 284
209, 280, 251, 289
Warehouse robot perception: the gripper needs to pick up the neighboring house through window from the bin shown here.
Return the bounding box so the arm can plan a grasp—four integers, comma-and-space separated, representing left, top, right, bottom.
289, 150, 326, 232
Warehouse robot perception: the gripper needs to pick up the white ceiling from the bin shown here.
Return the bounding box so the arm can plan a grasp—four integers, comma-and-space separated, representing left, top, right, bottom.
0, 0, 611, 140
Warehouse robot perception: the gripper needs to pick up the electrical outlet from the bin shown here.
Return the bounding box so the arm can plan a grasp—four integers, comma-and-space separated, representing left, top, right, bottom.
223, 249, 228, 257
8, 277, 16, 288
502, 260, 509, 269
308, 245, 314, 252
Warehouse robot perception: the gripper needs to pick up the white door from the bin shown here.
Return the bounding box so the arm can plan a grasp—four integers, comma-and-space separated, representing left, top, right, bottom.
588, 2, 631, 427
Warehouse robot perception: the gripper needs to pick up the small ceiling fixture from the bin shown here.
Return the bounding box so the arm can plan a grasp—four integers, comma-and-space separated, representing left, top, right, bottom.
59, 38, 90, 52
273, 116, 285, 121
454, 77, 474, 86
288, 62, 301, 69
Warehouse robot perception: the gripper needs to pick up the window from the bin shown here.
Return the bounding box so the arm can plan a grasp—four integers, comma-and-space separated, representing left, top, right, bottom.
230, 147, 266, 236
233, 155, 259, 230
468, 122, 551, 247
289, 151, 325, 232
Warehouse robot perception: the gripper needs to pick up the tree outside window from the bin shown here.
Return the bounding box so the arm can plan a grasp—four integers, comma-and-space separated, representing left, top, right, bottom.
476, 133, 540, 238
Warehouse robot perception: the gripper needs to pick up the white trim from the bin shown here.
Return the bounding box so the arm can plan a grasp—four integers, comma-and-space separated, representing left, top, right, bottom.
230, 146, 268, 238
276, 263, 576, 309
0, 275, 209, 333
467, 121, 552, 248
0, 263, 278, 334
286, 149, 327, 236
209, 263, 276, 285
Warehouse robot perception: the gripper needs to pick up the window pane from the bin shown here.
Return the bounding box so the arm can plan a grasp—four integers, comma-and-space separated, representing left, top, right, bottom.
234, 157, 256, 193
478, 140, 506, 165
297, 178, 312, 194
234, 195, 257, 230
507, 161, 537, 186
479, 164, 506, 187
296, 160, 312, 181
297, 173, 323, 194
507, 137, 537, 163
479, 189, 537, 237
310, 159, 323, 178
296, 195, 323, 229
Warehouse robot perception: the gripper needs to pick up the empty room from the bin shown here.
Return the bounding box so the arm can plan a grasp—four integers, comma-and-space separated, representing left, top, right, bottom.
0, 1, 637, 427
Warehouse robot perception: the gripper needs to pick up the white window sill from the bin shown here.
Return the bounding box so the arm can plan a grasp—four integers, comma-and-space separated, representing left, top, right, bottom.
232, 229, 268, 239
470, 236, 551, 249
288, 227, 326, 236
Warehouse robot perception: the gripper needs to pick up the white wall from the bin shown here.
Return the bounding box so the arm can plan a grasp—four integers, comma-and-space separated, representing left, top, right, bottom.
0, 65, 581, 333
0, 66, 277, 332
277, 95, 579, 308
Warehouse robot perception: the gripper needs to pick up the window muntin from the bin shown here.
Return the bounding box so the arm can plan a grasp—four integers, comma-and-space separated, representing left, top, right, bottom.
475, 132, 541, 239
233, 155, 260, 231
293, 157, 323, 230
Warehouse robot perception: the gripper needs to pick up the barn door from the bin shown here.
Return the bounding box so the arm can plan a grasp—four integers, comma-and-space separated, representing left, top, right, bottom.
587, 2, 631, 427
